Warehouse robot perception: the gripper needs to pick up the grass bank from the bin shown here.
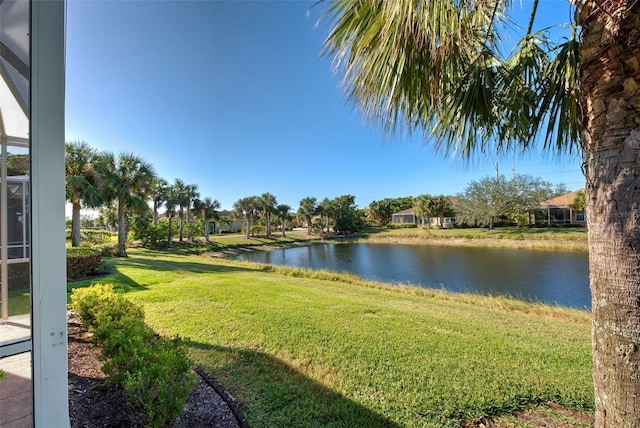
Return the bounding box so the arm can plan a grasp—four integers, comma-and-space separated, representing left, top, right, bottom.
357, 226, 588, 251
70, 248, 593, 427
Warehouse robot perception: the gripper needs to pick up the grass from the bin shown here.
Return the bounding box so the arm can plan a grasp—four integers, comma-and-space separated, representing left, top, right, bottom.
7, 288, 29, 316
358, 226, 588, 251
69, 248, 593, 427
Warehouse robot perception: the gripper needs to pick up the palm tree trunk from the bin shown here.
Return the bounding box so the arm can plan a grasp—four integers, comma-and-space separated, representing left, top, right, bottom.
204, 219, 210, 242
245, 216, 251, 239
179, 209, 184, 242
71, 201, 82, 247
306, 215, 311, 235
282, 219, 286, 237
167, 217, 173, 248
266, 212, 271, 238
581, 6, 640, 425
117, 199, 127, 257
153, 205, 159, 225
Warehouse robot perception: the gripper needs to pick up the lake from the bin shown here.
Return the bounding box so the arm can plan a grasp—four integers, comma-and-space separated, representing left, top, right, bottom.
235, 243, 591, 309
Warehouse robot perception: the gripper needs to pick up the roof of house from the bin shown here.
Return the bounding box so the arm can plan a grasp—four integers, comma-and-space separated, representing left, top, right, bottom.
541, 189, 584, 208
392, 208, 415, 216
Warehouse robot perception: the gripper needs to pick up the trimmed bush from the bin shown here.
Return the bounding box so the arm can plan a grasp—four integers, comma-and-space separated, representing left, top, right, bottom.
67, 247, 102, 280
70, 285, 196, 428
83, 229, 112, 245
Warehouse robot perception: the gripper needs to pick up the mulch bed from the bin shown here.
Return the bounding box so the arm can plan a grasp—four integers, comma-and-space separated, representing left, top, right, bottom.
67, 315, 240, 428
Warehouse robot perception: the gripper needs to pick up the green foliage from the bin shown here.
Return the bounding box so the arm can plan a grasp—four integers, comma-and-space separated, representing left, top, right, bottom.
7, 153, 28, 175
99, 243, 120, 257
367, 196, 414, 226
66, 246, 102, 280
184, 220, 202, 242
456, 174, 562, 229
332, 194, 363, 233
571, 191, 586, 211
70, 284, 196, 428
83, 229, 112, 245
131, 217, 169, 248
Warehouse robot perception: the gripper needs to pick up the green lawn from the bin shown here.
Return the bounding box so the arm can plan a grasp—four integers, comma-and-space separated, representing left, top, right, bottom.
70, 248, 593, 427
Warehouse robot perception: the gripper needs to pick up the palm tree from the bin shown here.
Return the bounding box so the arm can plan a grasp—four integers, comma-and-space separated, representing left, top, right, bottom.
172, 179, 198, 242
234, 196, 259, 239
324, 1, 640, 423
413, 194, 435, 228
276, 204, 291, 237
298, 197, 317, 235
193, 197, 221, 242
318, 197, 333, 233
185, 183, 199, 222
149, 177, 168, 225
259, 192, 277, 238
65, 141, 103, 246
164, 184, 179, 248
99, 152, 155, 257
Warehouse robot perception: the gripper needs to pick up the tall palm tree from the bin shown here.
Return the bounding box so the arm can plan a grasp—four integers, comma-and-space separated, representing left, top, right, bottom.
234, 196, 259, 239
185, 183, 199, 222
298, 197, 317, 235
164, 184, 179, 248
194, 197, 221, 242
324, 0, 640, 423
172, 179, 197, 243
259, 192, 277, 238
318, 197, 333, 233
65, 141, 103, 246
149, 177, 168, 225
99, 152, 155, 257
276, 204, 291, 237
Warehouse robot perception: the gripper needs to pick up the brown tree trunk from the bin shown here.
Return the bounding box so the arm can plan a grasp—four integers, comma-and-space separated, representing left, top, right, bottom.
117, 199, 127, 257
71, 200, 82, 247
580, 3, 640, 425
179, 209, 185, 242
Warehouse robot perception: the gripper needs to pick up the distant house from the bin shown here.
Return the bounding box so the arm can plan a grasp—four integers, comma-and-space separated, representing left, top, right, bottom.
538, 189, 586, 226
391, 207, 455, 228
391, 208, 417, 225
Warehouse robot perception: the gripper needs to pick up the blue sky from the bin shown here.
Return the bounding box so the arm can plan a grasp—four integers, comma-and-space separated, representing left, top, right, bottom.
65, 0, 584, 212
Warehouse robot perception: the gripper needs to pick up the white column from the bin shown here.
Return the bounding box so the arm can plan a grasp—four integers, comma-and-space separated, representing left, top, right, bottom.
30, 1, 69, 426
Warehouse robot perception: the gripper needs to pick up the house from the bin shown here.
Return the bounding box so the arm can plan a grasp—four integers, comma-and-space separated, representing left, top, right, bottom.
538, 189, 586, 226
391, 207, 455, 228
391, 208, 417, 224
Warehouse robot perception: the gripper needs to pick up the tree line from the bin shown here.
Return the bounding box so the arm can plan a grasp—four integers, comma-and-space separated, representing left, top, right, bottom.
67, 141, 578, 257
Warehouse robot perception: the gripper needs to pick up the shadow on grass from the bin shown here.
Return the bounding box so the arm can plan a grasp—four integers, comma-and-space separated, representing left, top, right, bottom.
66, 252, 267, 296
188, 340, 400, 427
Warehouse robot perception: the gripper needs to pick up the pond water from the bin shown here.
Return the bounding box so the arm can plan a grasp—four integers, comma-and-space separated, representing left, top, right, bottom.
235, 243, 591, 309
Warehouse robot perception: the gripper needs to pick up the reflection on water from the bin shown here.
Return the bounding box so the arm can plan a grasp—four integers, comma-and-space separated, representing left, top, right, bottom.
237, 243, 590, 309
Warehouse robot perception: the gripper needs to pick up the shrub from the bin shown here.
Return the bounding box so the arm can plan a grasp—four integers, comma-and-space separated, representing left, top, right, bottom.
99, 243, 120, 257
70, 285, 196, 427
66, 247, 102, 280
82, 229, 112, 245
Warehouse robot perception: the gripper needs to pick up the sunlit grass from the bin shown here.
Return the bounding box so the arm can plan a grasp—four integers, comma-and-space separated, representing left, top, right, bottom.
360, 226, 588, 251
70, 249, 593, 427
6, 288, 30, 316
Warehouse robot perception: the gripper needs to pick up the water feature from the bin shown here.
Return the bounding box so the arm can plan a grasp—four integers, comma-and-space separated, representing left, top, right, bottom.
235, 243, 590, 309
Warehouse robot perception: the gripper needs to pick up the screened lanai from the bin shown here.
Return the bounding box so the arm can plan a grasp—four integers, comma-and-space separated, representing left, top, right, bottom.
0, 0, 31, 354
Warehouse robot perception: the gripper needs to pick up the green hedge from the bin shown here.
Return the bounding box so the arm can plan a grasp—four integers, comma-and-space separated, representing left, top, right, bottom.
66, 247, 102, 280
70, 285, 196, 428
